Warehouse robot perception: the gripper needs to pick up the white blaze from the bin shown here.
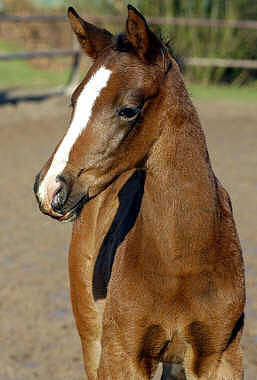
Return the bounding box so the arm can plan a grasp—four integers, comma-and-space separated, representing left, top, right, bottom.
38, 66, 112, 201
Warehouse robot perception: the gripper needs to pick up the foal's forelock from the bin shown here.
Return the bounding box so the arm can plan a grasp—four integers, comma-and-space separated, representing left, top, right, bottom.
38, 66, 112, 202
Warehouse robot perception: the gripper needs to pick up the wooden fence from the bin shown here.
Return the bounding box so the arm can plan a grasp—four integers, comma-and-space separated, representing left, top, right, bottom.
1, 13, 257, 29
0, 13, 257, 91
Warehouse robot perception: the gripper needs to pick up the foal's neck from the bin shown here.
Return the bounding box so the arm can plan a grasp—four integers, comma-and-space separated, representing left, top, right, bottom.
146, 69, 211, 191
142, 69, 215, 241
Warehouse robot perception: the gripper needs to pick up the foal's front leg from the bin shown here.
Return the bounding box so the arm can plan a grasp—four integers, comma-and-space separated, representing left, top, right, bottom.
69, 219, 103, 380
98, 332, 158, 380
97, 302, 160, 380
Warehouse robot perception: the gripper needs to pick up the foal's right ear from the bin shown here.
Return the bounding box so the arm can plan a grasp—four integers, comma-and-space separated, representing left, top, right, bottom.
67, 7, 113, 59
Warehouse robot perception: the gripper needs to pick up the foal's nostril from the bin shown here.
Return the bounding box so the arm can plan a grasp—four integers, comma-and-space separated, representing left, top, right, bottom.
51, 182, 68, 213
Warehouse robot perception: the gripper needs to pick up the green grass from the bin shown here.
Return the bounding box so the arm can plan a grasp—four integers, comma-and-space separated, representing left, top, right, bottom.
0, 60, 70, 88
187, 83, 257, 103
0, 40, 70, 88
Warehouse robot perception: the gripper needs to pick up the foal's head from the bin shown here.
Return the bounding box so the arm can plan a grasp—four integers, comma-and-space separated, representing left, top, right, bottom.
34, 5, 180, 222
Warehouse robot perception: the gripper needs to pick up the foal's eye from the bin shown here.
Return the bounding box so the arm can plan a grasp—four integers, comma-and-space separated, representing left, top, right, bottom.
118, 106, 140, 120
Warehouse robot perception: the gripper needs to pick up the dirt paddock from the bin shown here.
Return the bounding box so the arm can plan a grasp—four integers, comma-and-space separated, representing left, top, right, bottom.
0, 93, 256, 379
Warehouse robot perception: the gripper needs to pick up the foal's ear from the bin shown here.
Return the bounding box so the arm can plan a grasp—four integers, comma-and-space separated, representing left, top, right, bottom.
126, 4, 161, 63
67, 7, 113, 59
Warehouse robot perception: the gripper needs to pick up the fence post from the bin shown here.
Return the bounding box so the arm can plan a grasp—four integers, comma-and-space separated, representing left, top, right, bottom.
63, 35, 81, 95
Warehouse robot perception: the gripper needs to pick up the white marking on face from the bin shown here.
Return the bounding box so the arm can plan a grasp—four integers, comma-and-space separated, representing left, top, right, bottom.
38, 66, 112, 202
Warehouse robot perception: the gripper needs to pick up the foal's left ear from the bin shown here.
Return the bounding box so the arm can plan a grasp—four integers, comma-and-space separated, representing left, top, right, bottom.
67, 7, 113, 59
126, 4, 162, 64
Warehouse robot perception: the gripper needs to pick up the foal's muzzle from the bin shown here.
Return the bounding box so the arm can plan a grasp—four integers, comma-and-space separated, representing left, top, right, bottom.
34, 172, 87, 222
34, 174, 69, 218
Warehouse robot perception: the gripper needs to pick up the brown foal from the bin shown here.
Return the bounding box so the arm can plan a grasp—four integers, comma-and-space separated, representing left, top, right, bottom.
34, 5, 245, 379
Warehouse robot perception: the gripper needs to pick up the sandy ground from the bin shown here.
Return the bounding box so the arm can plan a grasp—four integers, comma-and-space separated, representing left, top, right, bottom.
0, 93, 256, 379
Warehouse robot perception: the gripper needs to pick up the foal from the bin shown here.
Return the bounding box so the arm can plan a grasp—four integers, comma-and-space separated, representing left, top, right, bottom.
34, 5, 245, 379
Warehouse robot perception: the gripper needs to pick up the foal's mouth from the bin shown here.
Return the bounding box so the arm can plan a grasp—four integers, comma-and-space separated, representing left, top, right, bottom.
36, 193, 89, 223
57, 194, 89, 223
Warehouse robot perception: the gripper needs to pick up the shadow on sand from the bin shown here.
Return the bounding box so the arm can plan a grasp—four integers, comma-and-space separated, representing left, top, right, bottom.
0, 88, 63, 106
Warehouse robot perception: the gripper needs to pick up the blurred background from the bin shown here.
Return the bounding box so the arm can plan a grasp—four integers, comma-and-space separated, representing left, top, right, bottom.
1, 0, 257, 91
0, 1, 256, 379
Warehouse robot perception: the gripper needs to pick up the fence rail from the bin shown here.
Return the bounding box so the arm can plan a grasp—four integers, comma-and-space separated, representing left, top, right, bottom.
0, 14, 257, 29
0, 49, 78, 60
185, 58, 257, 69
1, 50, 257, 70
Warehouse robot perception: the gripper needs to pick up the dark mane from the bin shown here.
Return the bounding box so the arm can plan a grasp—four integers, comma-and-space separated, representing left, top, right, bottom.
158, 32, 184, 72
113, 33, 134, 53
113, 33, 183, 71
